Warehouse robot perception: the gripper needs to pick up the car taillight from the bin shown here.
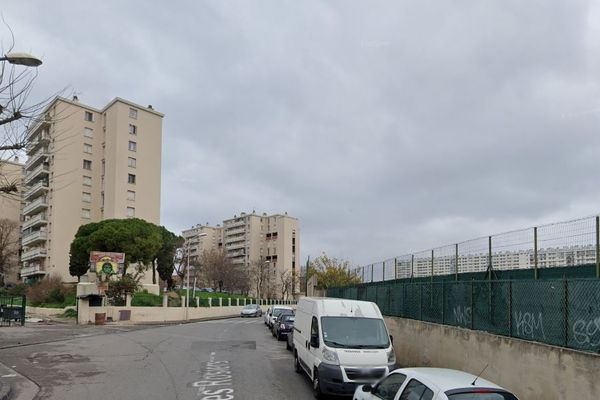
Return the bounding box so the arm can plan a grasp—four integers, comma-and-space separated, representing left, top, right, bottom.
280, 324, 285, 330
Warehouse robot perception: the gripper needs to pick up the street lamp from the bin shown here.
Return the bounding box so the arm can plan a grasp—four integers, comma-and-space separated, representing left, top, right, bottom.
257, 259, 270, 305
186, 232, 207, 320
0, 52, 43, 67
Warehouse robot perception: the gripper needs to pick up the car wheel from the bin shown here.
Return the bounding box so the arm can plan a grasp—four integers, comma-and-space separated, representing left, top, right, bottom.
294, 351, 302, 373
312, 369, 323, 399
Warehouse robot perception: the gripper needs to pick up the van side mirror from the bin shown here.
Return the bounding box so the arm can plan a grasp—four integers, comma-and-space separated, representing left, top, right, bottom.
362, 384, 372, 392
389, 335, 394, 344
310, 334, 319, 348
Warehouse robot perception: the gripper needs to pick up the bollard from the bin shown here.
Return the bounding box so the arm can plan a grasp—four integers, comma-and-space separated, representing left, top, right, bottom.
126, 294, 132, 307
196, 297, 199, 307
162, 294, 168, 308
219, 298, 223, 307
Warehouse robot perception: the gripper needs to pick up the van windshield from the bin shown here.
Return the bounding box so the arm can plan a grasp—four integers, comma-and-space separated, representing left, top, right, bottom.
321, 317, 390, 349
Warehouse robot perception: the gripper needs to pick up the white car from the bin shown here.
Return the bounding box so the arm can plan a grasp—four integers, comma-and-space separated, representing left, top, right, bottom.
267, 306, 294, 329
354, 368, 519, 400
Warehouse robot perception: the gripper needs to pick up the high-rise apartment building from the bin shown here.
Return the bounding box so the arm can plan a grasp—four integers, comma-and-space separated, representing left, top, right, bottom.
20, 96, 163, 282
0, 158, 24, 284
183, 212, 300, 297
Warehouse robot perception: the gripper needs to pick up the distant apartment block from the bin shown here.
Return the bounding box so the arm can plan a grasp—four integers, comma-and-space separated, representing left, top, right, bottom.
0, 158, 24, 283
20, 96, 163, 282
402, 245, 598, 278
183, 212, 300, 295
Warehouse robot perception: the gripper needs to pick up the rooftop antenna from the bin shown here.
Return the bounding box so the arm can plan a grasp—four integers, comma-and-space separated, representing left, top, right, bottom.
471, 364, 488, 386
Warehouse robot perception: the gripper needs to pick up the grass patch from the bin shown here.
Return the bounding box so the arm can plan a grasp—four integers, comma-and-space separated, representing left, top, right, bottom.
132, 292, 163, 307
34, 293, 77, 308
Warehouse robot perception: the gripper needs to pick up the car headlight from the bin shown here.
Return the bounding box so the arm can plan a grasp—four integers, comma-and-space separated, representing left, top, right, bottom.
322, 347, 340, 365
387, 348, 396, 364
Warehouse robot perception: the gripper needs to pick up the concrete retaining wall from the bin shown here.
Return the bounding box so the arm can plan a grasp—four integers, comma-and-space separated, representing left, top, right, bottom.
77, 304, 247, 324
384, 316, 600, 400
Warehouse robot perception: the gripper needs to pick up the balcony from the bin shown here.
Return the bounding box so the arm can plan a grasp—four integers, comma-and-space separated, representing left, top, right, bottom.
224, 220, 245, 229
22, 196, 48, 216
225, 227, 246, 236
22, 213, 48, 231
225, 234, 245, 244
24, 163, 49, 184
227, 242, 245, 250
23, 180, 49, 201
21, 247, 47, 262
20, 264, 46, 278
22, 230, 48, 246
228, 249, 245, 257
25, 148, 48, 171
26, 134, 50, 155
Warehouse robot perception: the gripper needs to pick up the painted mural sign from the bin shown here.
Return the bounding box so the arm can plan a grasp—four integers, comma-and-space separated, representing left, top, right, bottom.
89, 251, 125, 275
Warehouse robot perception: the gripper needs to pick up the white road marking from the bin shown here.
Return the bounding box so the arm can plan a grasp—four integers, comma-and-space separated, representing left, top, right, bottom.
1, 374, 17, 378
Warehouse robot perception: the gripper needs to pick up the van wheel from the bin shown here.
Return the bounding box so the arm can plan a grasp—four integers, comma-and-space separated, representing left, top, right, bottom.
294, 351, 301, 373
312, 369, 323, 399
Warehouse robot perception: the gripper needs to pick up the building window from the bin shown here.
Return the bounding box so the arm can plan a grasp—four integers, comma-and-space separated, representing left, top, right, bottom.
128, 157, 136, 168
84, 127, 93, 138
83, 176, 92, 186
84, 111, 94, 122
128, 141, 137, 152
83, 159, 92, 170
128, 174, 136, 184
129, 124, 137, 135
129, 108, 138, 119
82, 192, 91, 203
83, 143, 92, 154
82, 208, 91, 219
127, 190, 136, 201
127, 207, 135, 218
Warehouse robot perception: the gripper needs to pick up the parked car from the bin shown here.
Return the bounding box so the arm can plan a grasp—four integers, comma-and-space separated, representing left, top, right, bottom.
267, 305, 294, 329
273, 313, 295, 340
240, 304, 263, 318
286, 329, 294, 351
354, 367, 519, 400
293, 297, 396, 398
271, 309, 294, 335
200, 287, 215, 293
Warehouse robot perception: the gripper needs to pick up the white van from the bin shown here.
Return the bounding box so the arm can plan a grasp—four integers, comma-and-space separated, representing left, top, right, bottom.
293, 297, 397, 398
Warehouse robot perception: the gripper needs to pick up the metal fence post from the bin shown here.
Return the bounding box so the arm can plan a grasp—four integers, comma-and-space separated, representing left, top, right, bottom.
455, 243, 459, 281
394, 258, 398, 280
470, 279, 474, 330
431, 249, 434, 283
382, 261, 386, 282
534, 226, 539, 279
508, 280, 512, 337
411, 254, 415, 280
371, 264, 374, 283
564, 277, 569, 348
596, 216, 599, 279
441, 281, 445, 324
488, 236, 493, 280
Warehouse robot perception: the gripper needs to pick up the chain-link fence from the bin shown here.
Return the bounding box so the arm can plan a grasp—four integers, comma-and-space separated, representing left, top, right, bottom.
328, 278, 600, 353
356, 216, 600, 283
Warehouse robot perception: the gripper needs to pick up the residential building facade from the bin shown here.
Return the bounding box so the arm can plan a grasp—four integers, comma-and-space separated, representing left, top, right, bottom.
183, 212, 300, 298
0, 158, 24, 283
20, 96, 163, 283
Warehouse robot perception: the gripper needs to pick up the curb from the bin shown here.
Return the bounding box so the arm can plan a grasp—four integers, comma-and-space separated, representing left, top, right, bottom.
0, 382, 11, 400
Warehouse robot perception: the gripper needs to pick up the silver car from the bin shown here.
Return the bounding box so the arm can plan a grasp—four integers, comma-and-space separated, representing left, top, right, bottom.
240, 304, 262, 318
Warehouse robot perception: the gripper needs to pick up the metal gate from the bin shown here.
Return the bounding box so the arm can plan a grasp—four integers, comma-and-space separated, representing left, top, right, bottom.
0, 295, 26, 326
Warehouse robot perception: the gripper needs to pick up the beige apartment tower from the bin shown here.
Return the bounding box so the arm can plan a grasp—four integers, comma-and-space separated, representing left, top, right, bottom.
20, 96, 162, 282
183, 212, 300, 298
0, 158, 24, 283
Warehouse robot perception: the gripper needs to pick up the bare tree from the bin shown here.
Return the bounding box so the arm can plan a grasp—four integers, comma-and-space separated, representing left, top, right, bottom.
249, 258, 276, 300
278, 269, 294, 300
0, 218, 19, 285
1, 22, 63, 194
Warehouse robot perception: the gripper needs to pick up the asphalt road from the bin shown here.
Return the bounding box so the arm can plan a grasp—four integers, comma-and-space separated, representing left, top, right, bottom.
0, 318, 315, 400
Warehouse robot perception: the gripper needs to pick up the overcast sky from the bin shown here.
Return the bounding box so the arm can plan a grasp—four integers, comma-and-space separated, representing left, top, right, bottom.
3, 1, 600, 268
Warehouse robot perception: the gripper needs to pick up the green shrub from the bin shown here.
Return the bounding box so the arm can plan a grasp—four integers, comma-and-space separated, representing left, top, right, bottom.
62, 309, 78, 318
27, 276, 74, 307
132, 292, 162, 307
